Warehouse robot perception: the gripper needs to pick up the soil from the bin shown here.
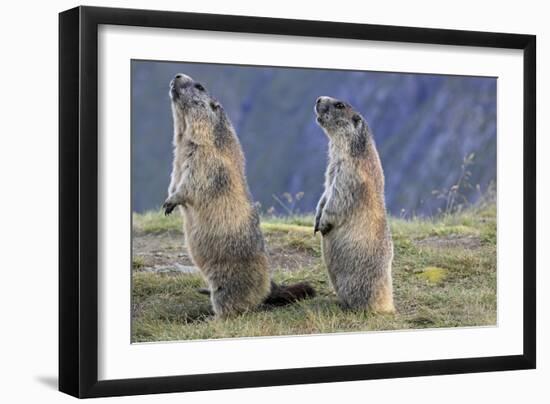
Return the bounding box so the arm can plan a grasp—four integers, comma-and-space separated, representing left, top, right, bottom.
132, 231, 319, 274
413, 234, 482, 250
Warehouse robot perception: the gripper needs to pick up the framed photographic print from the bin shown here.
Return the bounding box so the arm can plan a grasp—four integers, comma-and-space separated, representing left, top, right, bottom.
59, 6, 536, 398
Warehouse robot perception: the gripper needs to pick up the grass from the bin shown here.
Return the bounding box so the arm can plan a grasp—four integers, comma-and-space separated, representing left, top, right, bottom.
131, 203, 496, 342
133, 210, 184, 234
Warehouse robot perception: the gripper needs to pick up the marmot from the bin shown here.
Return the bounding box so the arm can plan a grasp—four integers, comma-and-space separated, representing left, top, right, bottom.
313, 96, 395, 313
163, 73, 314, 317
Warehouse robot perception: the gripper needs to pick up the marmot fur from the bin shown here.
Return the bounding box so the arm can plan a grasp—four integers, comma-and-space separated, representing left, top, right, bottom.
314, 96, 395, 313
163, 73, 314, 317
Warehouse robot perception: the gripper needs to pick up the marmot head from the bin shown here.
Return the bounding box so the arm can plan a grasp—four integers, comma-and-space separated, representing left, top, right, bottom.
169, 73, 230, 146
314, 96, 369, 157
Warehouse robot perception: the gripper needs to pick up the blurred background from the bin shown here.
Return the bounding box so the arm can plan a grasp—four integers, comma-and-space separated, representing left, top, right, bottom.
131, 60, 496, 217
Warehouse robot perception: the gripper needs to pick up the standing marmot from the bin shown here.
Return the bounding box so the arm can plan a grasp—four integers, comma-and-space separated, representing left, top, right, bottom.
163, 73, 314, 317
313, 96, 395, 313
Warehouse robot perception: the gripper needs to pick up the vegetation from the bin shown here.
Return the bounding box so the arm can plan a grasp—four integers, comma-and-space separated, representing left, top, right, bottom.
131, 201, 496, 342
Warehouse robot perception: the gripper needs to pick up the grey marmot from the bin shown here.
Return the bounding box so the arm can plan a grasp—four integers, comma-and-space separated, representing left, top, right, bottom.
163, 73, 314, 317
313, 96, 395, 313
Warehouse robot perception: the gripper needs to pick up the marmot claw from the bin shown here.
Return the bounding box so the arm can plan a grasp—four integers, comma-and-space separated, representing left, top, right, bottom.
163, 201, 176, 216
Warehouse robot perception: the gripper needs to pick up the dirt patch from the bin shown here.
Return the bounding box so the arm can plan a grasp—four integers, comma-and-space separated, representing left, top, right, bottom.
133, 230, 321, 274
132, 231, 194, 273
266, 245, 320, 271
414, 234, 482, 250
264, 231, 320, 271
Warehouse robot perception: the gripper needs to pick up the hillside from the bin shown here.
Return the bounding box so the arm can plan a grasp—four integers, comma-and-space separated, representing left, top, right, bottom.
131, 204, 496, 342
131, 61, 496, 217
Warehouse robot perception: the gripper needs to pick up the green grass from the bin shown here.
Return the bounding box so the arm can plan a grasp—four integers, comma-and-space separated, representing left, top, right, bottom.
133, 210, 183, 234
131, 204, 496, 342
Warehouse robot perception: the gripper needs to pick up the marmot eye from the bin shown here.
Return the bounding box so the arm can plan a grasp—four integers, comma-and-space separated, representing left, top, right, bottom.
334, 102, 345, 109
195, 83, 205, 91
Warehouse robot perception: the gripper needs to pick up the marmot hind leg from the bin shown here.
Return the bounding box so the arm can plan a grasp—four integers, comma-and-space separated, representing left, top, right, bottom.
369, 276, 395, 314
335, 275, 394, 313
208, 272, 271, 318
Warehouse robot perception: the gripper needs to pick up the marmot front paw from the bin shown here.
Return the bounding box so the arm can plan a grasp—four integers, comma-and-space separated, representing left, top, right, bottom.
162, 201, 177, 216
318, 219, 333, 236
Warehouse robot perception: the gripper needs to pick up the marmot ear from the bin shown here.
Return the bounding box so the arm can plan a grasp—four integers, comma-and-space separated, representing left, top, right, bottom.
352, 114, 362, 127
210, 101, 220, 110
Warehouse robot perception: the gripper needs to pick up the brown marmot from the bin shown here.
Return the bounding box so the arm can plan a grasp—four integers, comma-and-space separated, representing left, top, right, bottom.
163, 73, 314, 317
313, 96, 395, 313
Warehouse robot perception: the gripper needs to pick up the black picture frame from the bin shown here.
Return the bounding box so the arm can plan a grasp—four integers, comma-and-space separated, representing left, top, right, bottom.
59, 5, 536, 398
